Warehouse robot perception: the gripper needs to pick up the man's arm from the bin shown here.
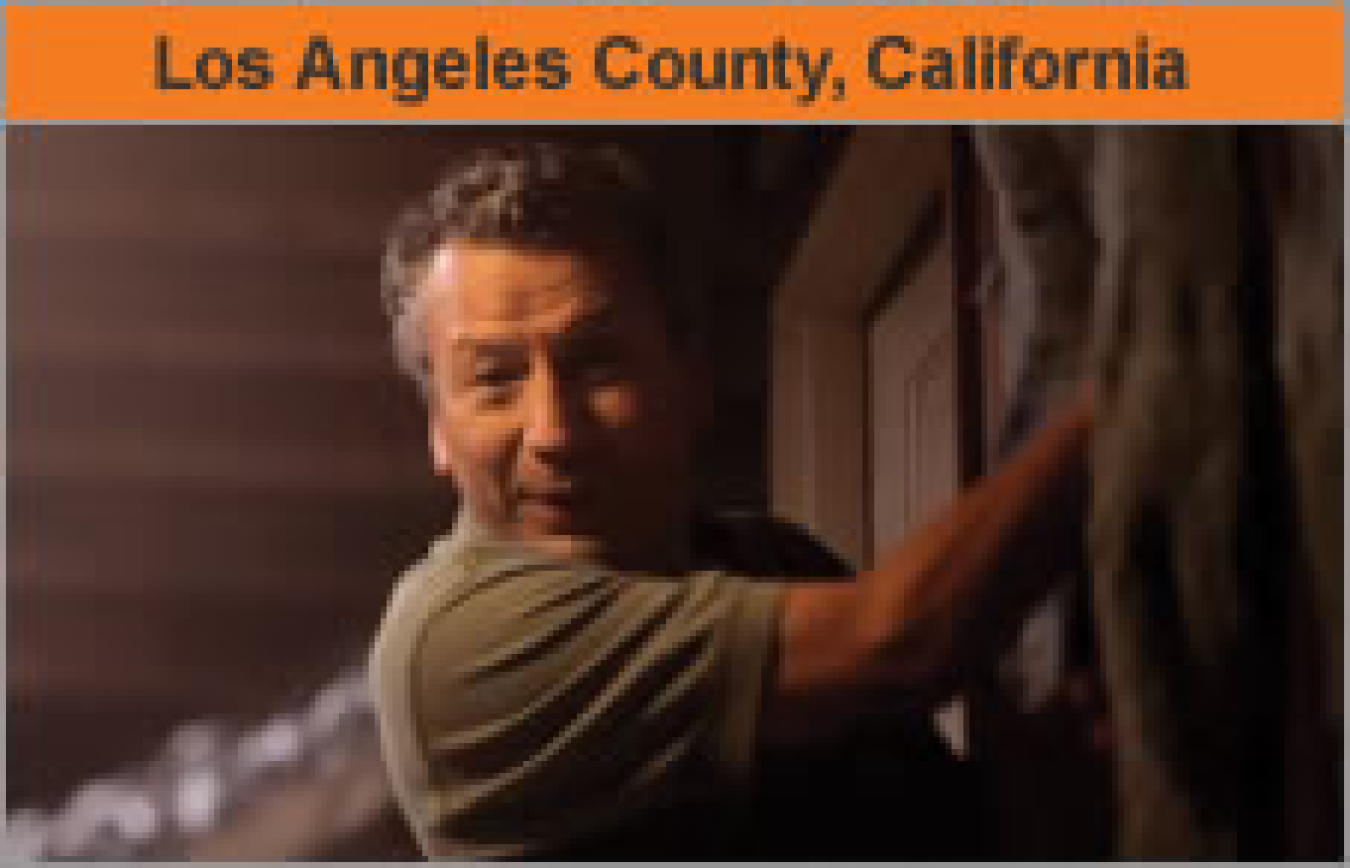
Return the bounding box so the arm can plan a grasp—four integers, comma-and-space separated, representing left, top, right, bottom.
764, 388, 1094, 747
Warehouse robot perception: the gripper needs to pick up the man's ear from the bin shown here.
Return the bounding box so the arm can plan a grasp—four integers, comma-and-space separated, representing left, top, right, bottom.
429, 409, 454, 478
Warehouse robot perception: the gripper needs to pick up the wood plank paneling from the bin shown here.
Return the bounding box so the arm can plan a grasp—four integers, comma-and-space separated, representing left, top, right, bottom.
7, 128, 464, 807
9, 483, 446, 598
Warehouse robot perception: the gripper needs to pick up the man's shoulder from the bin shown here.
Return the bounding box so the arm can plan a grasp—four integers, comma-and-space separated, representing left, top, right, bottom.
369, 513, 807, 858
372, 509, 836, 699
374, 522, 566, 652
368, 521, 600, 776
369, 530, 457, 688
374, 530, 463, 632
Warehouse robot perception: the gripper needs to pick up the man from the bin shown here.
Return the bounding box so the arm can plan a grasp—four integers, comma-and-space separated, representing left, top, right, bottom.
369, 141, 1094, 859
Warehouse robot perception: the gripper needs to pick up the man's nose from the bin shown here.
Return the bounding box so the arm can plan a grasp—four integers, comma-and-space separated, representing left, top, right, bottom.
522, 368, 580, 461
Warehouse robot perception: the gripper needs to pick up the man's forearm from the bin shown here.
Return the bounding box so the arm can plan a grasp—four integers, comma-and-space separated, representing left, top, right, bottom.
857, 388, 1093, 708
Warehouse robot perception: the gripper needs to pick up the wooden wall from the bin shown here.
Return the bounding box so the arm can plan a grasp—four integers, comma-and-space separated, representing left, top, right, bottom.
9, 127, 462, 806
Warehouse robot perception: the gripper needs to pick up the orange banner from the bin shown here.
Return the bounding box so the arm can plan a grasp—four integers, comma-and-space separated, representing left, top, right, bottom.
6, 5, 1343, 120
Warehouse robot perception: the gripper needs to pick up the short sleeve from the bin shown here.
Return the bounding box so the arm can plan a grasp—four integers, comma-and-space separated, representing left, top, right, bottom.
407, 555, 783, 859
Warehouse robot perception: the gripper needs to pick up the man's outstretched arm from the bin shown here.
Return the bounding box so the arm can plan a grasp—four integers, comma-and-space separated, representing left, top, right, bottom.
764, 387, 1094, 747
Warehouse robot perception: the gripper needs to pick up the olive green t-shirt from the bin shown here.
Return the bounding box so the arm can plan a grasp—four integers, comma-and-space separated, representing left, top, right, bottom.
368, 515, 788, 860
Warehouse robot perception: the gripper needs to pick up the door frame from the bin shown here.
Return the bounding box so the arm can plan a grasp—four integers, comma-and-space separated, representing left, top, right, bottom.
770, 126, 986, 568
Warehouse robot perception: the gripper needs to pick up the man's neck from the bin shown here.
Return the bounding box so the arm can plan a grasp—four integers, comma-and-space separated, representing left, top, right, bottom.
455, 508, 698, 575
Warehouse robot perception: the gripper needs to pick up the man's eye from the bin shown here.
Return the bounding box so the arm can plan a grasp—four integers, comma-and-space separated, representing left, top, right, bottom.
465, 363, 523, 404
467, 354, 524, 384
472, 366, 517, 386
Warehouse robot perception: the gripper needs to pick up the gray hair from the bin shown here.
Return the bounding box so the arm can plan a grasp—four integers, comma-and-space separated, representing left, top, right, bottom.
381, 141, 694, 396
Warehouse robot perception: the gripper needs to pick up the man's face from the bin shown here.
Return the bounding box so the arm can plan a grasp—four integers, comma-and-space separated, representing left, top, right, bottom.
419, 241, 701, 568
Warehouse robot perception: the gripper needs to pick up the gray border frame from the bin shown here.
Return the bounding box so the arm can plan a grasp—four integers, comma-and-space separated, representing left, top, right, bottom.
2, 2, 1345, 865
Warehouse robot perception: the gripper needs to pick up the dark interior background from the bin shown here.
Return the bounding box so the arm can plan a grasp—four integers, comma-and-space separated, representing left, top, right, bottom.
7, 126, 846, 810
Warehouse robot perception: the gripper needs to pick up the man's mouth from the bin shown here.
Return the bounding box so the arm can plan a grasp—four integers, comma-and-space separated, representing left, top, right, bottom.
516, 487, 591, 528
